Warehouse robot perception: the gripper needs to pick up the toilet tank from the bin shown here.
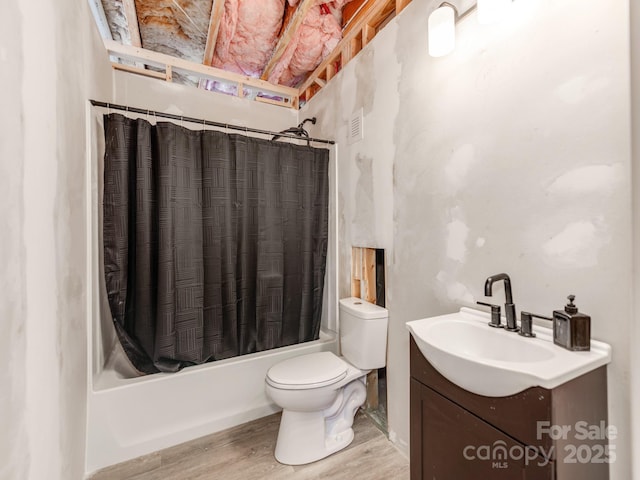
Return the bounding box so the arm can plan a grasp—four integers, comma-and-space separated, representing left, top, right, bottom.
339, 297, 388, 370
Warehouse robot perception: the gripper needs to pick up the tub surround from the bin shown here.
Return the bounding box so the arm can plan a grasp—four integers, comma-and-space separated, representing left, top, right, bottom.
86, 331, 337, 474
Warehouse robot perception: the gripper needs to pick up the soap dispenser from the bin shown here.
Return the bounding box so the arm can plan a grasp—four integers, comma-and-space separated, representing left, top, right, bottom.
553, 295, 591, 351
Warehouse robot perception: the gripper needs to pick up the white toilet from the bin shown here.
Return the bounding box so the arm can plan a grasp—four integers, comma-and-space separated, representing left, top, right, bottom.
265, 297, 389, 465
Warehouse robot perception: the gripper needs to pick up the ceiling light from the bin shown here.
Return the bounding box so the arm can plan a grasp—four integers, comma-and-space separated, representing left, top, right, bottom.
428, 4, 456, 58
477, 0, 511, 24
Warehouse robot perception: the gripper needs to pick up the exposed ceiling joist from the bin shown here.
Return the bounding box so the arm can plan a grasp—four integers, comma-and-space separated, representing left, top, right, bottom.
260, 0, 316, 81
299, 0, 396, 95
202, 0, 225, 65
105, 39, 299, 99
343, 0, 388, 37
122, 0, 142, 47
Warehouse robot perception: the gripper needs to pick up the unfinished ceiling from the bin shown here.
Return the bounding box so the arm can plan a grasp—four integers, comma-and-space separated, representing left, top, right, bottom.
94, 0, 413, 107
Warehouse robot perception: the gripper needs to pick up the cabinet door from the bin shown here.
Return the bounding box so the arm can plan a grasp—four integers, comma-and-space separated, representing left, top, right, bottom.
412, 380, 527, 480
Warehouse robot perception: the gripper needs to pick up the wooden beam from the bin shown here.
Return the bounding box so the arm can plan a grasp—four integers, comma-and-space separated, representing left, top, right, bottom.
165, 65, 173, 82
362, 24, 375, 46
202, 0, 225, 66
362, 248, 377, 304
112, 62, 166, 80
255, 96, 291, 108
351, 247, 362, 298
261, 0, 316, 81
299, 0, 395, 94
341, 45, 352, 66
343, 0, 384, 37
104, 39, 299, 99
122, 0, 142, 47
396, 0, 411, 15
326, 63, 336, 81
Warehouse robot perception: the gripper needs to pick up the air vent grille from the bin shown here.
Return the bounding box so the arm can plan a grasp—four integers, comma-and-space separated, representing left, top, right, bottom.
348, 108, 363, 144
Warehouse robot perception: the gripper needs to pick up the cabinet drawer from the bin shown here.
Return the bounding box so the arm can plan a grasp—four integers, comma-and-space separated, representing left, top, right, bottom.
413, 380, 554, 479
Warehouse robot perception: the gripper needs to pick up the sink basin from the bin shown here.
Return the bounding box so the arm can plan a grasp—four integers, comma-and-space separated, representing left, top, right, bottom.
406, 307, 611, 397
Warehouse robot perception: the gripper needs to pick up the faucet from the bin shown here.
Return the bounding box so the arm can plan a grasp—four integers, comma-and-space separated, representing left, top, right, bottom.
484, 273, 518, 332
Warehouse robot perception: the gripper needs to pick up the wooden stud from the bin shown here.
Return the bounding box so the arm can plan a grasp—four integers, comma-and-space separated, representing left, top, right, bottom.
313, 78, 326, 88
341, 46, 352, 67
165, 65, 173, 82
261, 0, 317, 81
237, 82, 244, 98
351, 247, 362, 298
104, 40, 299, 99
362, 248, 377, 304
326, 63, 336, 81
255, 96, 290, 107
343, 0, 368, 29
111, 62, 166, 80
343, 0, 387, 37
299, 0, 396, 95
362, 24, 375, 46
351, 35, 363, 57
202, 0, 225, 66
396, 0, 411, 15
122, 0, 142, 47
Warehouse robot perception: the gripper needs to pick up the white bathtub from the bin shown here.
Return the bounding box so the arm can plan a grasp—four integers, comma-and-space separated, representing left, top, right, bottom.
86, 112, 340, 476
85, 331, 337, 474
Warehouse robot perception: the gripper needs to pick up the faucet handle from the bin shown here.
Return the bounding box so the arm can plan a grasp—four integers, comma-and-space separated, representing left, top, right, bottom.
519, 312, 552, 338
476, 301, 503, 328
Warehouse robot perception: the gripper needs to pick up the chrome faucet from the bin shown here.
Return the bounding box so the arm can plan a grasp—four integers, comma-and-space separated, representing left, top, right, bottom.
484, 273, 518, 332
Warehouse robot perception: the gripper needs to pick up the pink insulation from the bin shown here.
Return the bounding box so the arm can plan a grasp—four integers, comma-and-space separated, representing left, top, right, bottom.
268, 0, 351, 86
210, 0, 353, 87
212, 0, 286, 77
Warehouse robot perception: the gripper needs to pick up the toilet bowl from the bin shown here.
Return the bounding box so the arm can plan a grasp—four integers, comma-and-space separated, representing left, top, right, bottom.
265, 298, 388, 465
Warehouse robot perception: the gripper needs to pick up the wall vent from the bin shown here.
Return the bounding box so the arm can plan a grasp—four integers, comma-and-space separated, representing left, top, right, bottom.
348, 108, 363, 144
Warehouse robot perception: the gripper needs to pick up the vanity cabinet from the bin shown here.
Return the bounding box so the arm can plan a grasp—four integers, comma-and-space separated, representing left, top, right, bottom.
409, 338, 610, 480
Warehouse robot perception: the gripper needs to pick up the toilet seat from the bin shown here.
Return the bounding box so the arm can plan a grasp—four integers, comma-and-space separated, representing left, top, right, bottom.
266, 352, 348, 390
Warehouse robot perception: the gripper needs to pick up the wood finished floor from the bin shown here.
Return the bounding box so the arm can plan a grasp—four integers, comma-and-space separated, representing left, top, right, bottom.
89, 411, 409, 480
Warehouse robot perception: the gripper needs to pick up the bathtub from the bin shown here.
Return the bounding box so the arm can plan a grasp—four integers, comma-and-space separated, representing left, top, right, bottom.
85, 330, 338, 474
86, 111, 340, 475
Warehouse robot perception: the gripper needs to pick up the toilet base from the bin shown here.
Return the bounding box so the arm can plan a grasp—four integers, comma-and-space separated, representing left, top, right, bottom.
273, 379, 366, 465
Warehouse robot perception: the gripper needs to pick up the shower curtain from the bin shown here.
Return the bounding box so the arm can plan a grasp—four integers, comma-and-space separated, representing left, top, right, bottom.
102, 113, 329, 374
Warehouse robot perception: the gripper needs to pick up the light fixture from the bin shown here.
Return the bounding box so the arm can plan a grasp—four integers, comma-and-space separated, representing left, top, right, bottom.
428, 3, 456, 58
477, 0, 511, 24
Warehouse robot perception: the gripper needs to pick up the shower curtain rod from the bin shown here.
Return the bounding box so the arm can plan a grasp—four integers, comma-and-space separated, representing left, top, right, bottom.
90, 100, 335, 145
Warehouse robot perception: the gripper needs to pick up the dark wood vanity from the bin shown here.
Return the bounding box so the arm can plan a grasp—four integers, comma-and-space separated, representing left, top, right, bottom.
409, 338, 610, 480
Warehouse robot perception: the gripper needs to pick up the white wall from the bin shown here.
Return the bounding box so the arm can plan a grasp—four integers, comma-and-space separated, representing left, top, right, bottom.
302, 0, 633, 478
112, 70, 299, 131
0, 0, 114, 478
0, 2, 29, 479
630, 0, 640, 478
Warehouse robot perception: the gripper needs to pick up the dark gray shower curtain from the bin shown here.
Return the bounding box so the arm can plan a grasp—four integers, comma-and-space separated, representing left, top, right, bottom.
102, 113, 329, 374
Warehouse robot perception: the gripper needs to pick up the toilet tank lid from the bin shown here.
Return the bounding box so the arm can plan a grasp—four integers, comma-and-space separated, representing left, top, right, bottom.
339, 297, 388, 320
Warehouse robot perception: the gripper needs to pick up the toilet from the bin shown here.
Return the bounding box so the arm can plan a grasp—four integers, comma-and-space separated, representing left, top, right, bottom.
265, 297, 389, 465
